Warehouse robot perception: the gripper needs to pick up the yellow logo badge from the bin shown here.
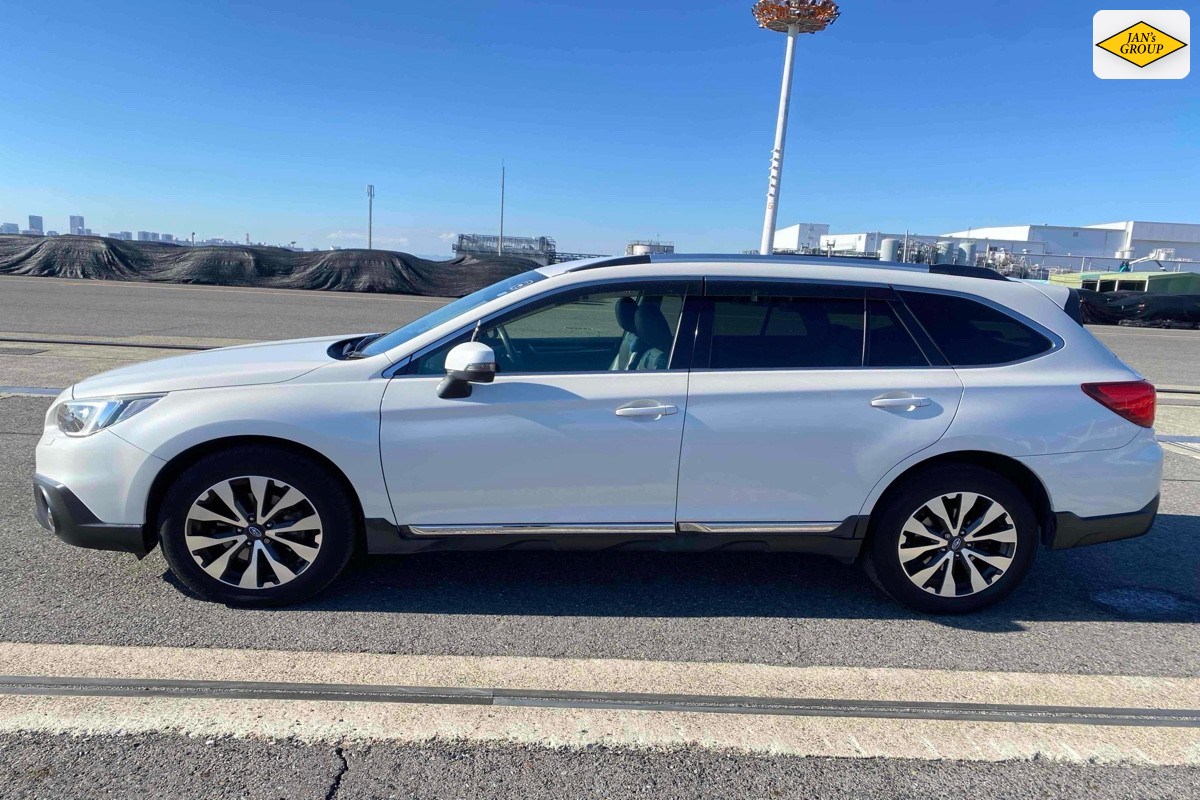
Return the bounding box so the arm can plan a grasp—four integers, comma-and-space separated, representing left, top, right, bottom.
1096, 20, 1188, 68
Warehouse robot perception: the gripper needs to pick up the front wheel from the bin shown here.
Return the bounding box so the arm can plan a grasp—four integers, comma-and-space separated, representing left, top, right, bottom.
158, 446, 357, 606
864, 465, 1039, 614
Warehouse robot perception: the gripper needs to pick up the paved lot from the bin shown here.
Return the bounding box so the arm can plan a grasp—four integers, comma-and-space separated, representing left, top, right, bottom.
3, 733, 1197, 800
1, 275, 1199, 796
1089, 326, 1200, 390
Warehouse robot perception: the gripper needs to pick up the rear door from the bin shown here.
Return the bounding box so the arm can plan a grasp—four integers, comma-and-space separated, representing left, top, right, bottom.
675, 280, 964, 529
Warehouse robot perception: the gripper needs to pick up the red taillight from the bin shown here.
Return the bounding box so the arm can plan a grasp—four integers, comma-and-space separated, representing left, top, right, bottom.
1082, 381, 1156, 428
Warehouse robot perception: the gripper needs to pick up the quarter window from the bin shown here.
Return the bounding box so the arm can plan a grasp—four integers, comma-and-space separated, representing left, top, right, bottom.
899, 291, 1053, 366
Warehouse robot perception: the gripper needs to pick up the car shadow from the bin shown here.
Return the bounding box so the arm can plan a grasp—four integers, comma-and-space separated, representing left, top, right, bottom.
253, 513, 1200, 629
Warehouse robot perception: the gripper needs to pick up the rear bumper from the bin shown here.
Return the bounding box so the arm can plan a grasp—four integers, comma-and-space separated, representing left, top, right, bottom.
33, 475, 153, 557
1049, 494, 1159, 550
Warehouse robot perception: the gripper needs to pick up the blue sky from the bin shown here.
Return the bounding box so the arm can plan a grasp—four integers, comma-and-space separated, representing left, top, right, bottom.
1, 0, 1195, 255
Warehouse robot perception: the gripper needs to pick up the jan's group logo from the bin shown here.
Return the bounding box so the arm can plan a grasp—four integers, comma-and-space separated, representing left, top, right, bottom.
1094, 10, 1189, 79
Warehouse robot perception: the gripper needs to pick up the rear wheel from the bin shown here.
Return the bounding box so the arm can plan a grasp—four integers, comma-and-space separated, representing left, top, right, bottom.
864, 465, 1038, 614
158, 446, 357, 606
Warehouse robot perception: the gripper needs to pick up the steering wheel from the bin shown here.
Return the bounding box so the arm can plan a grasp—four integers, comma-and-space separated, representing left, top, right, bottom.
490, 324, 518, 365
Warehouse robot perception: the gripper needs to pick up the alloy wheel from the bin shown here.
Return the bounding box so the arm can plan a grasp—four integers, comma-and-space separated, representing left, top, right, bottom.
184, 476, 323, 590
896, 492, 1018, 598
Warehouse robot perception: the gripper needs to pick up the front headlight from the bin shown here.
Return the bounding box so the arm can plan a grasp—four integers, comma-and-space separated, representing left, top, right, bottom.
52, 395, 164, 437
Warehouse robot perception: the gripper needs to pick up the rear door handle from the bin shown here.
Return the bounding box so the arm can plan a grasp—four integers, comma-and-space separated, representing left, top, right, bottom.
616, 403, 679, 418
871, 395, 931, 409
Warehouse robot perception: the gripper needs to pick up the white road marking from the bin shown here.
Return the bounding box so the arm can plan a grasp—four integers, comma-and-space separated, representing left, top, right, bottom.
1162, 441, 1200, 461
0, 643, 1196, 765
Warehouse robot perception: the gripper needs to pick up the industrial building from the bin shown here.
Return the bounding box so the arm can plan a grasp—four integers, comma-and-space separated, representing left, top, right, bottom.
453, 233, 606, 266
773, 223, 829, 252
1050, 270, 1200, 294
625, 240, 675, 256
778, 220, 1200, 273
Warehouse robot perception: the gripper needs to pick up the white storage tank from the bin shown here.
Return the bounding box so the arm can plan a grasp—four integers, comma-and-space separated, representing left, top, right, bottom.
958, 242, 976, 266
879, 238, 900, 262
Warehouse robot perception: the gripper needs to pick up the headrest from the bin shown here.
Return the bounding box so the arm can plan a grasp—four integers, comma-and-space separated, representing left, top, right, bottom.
615, 296, 638, 335
634, 302, 674, 352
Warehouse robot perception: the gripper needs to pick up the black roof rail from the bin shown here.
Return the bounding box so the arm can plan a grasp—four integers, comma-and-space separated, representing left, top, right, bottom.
927, 264, 1009, 282
561, 253, 1009, 282
561, 255, 650, 272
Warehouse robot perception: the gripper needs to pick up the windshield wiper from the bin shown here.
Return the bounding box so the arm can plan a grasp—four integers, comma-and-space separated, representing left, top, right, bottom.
342, 333, 385, 359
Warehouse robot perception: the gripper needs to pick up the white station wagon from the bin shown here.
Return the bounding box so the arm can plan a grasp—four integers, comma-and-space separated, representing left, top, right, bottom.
34, 255, 1162, 613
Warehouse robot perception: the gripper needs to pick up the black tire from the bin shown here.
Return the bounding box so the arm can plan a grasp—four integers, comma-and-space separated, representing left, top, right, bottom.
863, 465, 1038, 614
158, 445, 357, 606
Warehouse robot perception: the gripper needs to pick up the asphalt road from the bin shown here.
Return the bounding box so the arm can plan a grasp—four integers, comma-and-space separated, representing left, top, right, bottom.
0, 275, 442, 344
4, 733, 1197, 800
2, 393, 1198, 676
1089, 326, 1200, 390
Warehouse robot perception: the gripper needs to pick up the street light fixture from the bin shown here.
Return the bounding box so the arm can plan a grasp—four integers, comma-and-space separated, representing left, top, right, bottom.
753, 0, 840, 255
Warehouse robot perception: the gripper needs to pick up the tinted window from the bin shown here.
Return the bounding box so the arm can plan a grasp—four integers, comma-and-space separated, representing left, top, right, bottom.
866, 301, 928, 368
413, 286, 687, 375
900, 291, 1053, 366
706, 296, 864, 370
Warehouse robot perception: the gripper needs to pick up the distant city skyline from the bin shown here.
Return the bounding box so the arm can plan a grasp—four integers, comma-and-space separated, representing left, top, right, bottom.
1, 1, 1196, 256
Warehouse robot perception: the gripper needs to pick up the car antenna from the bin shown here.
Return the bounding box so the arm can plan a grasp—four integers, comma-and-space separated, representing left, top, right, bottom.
471, 319, 482, 342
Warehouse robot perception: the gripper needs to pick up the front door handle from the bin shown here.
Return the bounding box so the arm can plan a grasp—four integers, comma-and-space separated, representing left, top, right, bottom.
871, 394, 931, 409
616, 402, 679, 418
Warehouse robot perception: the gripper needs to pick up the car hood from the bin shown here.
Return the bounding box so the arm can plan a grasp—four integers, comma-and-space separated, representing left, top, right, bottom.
71, 335, 353, 398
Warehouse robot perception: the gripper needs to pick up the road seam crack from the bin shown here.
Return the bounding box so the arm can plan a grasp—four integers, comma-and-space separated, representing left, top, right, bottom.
325, 745, 348, 800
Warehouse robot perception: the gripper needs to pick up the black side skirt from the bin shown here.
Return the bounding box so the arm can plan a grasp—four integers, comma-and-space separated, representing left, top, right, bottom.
365, 517, 868, 562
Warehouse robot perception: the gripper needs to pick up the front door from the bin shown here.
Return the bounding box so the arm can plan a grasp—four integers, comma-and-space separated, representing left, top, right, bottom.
380, 280, 696, 529
676, 281, 964, 528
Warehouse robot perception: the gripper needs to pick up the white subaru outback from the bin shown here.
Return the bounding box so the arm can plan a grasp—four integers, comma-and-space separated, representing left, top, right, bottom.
33, 255, 1162, 613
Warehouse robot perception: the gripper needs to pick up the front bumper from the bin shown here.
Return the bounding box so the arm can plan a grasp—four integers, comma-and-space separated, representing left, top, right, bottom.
33, 475, 153, 557
1049, 494, 1160, 550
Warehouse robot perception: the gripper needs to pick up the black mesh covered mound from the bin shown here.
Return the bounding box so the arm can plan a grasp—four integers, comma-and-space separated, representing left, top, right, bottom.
0, 235, 535, 297
1078, 288, 1200, 328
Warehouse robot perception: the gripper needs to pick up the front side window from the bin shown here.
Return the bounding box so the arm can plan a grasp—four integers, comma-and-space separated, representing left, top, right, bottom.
900, 290, 1053, 366
360, 270, 547, 357
412, 285, 688, 375
705, 296, 865, 370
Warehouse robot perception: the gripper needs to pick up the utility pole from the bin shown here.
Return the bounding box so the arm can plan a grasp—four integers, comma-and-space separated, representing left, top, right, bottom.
366, 184, 375, 250
498, 162, 505, 256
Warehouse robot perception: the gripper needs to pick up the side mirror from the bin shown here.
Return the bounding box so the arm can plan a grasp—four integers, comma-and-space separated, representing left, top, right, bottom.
437, 341, 496, 399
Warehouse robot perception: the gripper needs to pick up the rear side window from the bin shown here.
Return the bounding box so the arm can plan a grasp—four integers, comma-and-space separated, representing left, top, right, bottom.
900, 291, 1053, 366
706, 296, 864, 369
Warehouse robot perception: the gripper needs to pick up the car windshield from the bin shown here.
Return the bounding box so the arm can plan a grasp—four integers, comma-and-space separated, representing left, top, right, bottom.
358, 270, 547, 357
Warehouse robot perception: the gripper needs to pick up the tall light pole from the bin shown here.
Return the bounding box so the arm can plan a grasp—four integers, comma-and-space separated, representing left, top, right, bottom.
366, 184, 375, 250
753, 1, 840, 255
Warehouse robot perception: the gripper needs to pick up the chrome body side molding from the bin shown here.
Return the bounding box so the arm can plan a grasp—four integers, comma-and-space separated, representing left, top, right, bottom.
677, 522, 841, 535
407, 523, 676, 537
